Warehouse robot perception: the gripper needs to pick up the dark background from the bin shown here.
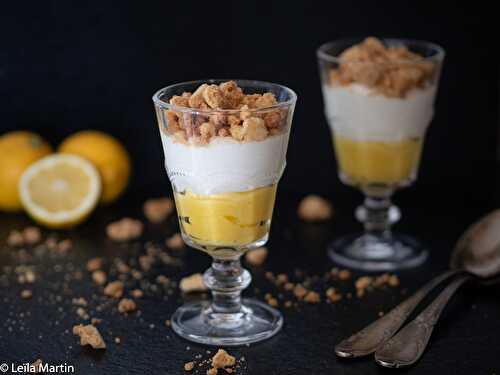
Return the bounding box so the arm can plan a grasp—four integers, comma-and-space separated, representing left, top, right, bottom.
1, 1, 498, 212
1, 2, 499, 374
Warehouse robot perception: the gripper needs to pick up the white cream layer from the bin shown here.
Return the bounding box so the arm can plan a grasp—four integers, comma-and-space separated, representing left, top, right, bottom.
160, 132, 289, 195
322, 83, 437, 140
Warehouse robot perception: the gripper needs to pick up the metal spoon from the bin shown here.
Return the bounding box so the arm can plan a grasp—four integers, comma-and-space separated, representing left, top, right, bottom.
375, 209, 500, 368
335, 209, 500, 359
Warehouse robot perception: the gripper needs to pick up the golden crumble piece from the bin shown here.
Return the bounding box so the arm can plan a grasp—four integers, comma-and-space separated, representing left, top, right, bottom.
242, 93, 263, 108
212, 349, 236, 369
255, 92, 278, 108
166, 233, 185, 250
31, 359, 43, 373
244, 247, 268, 266
184, 362, 195, 371
143, 197, 174, 223
199, 122, 217, 142
86, 257, 103, 272
326, 287, 342, 303
188, 83, 209, 108
239, 104, 252, 120
106, 218, 143, 242
263, 110, 283, 129
293, 284, 308, 300
229, 124, 245, 141
219, 80, 244, 108
165, 110, 180, 134
226, 114, 241, 127
92, 270, 107, 286
170, 95, 190, 107
179, 273, 207, 293
217, 127, 230, 137
21, 289, 33, 299
7, 230, 24, 247
73, 324, 106, 349
207, 369, 217, 375
131, 289, 144, 298
297, 195, 333, 222
203, 84, 227, 109
173, 130, 188, 144
241, 117, 268, 141
304, 291, 321, 304
118, 298, 137, 313
104, 281, 124, 299
23, 226, 42, 245
355, 276, 373, 290
338, 269, 351, 280
267, 297, 279, 307
388, 274, 400, 287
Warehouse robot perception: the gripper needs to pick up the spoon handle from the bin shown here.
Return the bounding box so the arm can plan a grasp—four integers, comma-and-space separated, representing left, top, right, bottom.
375, 274, 470, 368
335, 270, 458, 358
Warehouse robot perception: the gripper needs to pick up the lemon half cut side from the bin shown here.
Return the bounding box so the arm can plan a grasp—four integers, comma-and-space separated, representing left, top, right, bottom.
19, 154, 102, 229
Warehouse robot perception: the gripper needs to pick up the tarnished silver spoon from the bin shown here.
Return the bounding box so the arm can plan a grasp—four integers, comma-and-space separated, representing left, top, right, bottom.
335, 209, 500, 359
375, 209, 500, 368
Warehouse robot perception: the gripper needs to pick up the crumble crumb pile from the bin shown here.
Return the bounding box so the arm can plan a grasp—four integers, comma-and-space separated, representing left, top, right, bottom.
244, 246, 268, 266
106, 218, 143, 242
162, 80, 290, 145
143, 197, 175, 223
179, 273, 207, 293
73, 324, 106, 349
7, 226, 42, 247
297, 195, 334, 222
329, 37, 437, 98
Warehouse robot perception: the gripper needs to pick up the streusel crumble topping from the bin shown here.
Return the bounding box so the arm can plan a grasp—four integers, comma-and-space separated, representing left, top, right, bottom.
329, 37, 437, 98
162, 81, 289, 145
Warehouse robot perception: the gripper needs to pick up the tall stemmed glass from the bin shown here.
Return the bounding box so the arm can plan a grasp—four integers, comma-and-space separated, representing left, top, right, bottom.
317, 38, 445, 271
153, 80, 296, 345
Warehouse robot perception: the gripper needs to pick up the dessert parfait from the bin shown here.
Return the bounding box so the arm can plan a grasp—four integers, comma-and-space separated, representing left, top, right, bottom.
318, 38, 444, 270
321, 37, 441, 189
153, 79, 296, 345
155, 80, 293, 255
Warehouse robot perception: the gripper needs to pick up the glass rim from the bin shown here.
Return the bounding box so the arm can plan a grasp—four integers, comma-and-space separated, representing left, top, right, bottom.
316, 37, 445, 65
152, 79, 297, 114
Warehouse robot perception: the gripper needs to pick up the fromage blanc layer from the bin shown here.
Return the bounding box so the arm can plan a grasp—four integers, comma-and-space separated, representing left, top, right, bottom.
160, 132, 289, 195
323, 83, 437, 140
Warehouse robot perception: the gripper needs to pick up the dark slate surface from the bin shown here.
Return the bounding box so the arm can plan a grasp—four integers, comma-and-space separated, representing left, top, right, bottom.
0, 188, 499, 375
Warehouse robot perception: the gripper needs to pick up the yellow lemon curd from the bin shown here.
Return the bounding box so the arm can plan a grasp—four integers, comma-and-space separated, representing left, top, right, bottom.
174, 185, 277, 248
334, 135, 423, 186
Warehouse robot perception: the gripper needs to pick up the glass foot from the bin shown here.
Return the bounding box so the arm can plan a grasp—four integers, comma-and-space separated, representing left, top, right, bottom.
328, 233, 428, 271
171, 298, 283, 346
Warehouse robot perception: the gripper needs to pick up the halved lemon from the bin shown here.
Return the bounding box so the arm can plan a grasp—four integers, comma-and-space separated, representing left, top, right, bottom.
19, 154, 101, 229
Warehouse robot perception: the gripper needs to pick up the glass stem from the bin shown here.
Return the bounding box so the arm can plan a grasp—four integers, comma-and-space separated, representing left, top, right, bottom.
203, 257, 251, 314
356, 195, 401, 238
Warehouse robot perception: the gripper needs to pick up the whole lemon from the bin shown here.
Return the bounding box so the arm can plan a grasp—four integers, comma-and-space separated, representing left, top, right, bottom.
0, 131, 53, 211
58, 130, 131, 204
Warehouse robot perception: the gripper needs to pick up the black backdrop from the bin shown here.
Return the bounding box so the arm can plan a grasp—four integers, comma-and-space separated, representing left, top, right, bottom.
1, 1, 498, 214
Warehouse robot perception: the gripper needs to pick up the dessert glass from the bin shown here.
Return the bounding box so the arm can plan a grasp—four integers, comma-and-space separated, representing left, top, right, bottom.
317, 38, 445, 271
153, 80, 296, 345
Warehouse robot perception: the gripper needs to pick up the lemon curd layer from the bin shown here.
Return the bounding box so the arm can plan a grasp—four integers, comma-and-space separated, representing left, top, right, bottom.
174, 185, 277, 248
334, 136, 423, 186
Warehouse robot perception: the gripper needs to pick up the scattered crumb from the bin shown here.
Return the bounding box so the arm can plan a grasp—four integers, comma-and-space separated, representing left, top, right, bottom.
91, 318, 102, 325
276, 273, 288, 286
104, 281, 124, 299
92, 270, 107, 286
86, 257, 103, 272
23, 227, 42, 245
378, 311, 384, 317
304, 291, 321, 304
244, 247, 268, 266
166, 233, 185, 250
131, 289, 144, 298
106, 218, 143, 242
293, 284, 308, 300
115, 337, 121, 344
165, 319, 171, 327
284, 282, 295, 291
31, 359, 43, 373
297, 195, 333, 222
7, 230, 24, 247
73, 324, 106, 349
57, 239, 73, 252
76, 307, 89, 320
118, 298, 137, 313
180, 273, 207, 293
184, 362, 195, 371
143, 197, 175, 223
338, 269, 351, 280
284, 300, 293, 308
21, 289, 33, 299
212, 349, 236, 369
326, 287, 342, 302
